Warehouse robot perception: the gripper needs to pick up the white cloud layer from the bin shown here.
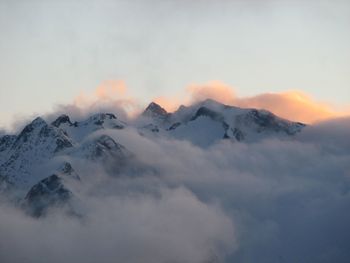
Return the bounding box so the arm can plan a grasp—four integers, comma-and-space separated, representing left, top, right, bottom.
0, 110, 349, 263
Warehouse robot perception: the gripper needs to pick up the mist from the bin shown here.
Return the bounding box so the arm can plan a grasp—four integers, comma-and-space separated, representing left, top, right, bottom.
1, 101, 349, 263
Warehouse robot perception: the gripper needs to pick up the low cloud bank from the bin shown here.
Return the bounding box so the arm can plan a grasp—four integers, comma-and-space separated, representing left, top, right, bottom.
0, 86, 350, 262
0, 187, 234, 263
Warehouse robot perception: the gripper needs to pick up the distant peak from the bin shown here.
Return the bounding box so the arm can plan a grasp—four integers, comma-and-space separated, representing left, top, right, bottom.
52, 114, 72, 127
89, 113, 117, 121
143, 102, 168, 117
146, 102, 167, 112
202, 98, 218, 104
20, 117, 47, 133
31, 117, 47, 127
200, 98, 226, 107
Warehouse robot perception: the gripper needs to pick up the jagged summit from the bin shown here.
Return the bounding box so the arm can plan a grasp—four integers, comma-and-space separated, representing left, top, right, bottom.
86, 113, 117, 123
52, 113, 118, 128
24, 174, 73, 217
139, 98, 306, 146
200, 98, 227, 107
78, 113, 121, 129
52, 114, 74, 127
31, 116, 47, 126
16, 117, 48, 142
143, 102, 169, 119
49, 112, 125, 142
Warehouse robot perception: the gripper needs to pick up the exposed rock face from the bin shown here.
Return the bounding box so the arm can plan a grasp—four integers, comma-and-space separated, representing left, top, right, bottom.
51, 114, 74, 127
24, 174, 72, 217
143, 102, 170, 120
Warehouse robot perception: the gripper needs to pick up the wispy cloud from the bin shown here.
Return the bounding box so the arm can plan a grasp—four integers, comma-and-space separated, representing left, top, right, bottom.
155, 81, 350, 123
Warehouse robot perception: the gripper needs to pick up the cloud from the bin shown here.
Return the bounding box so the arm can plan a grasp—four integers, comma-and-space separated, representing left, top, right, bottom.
115, 119, 350, 262
86, 120, 350, 262
1, 81, 350, 262
234, 91, 349, 124
153, 96, 183, 112
40, 80, 141, 125
187, 81, 236, 106
72, 80, 141, 118
155, 81, 350, 124
152, 81, 236, 113
74, 80, 128, 107
1, 108, 350, 262
0, 187, 235, 263
2, 80, 348, 133
71, 81, 350, 124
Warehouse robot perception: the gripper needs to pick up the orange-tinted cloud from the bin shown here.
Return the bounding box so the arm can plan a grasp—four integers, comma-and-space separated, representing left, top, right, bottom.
187, 81, 236, 105
153, 81, 236, 112
234, 91, 347, 124
153, 96, 181, 112
74, 80, 128, 107
186, 82, 350, 124
73, 80, 140, 117
94, 80, 127, 100
74, 80, 349, 124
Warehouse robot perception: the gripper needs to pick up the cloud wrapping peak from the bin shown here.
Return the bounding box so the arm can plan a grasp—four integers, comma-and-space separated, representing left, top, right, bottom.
235, 90, 347, 124
2, 80, 347, 132
155, 81, 349, 124
73, 80, 140, 118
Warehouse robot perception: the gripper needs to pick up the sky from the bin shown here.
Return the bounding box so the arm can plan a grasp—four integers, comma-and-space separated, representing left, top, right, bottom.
0, 0, 349, 128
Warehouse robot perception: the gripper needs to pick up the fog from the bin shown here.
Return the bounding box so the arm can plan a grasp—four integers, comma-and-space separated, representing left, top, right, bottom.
0, 112, 349, 262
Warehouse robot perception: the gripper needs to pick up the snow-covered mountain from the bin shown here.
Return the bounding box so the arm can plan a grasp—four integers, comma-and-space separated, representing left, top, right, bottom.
52, 113, 126, 142
140, 99, 305, 146
0, 117, 74, 190
0, 99, 305, 216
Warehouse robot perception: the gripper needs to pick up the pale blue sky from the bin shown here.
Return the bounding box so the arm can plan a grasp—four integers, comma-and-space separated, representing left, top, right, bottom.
0, 0, 349, 128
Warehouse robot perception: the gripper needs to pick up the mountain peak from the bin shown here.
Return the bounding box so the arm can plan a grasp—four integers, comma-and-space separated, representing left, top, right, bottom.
201, 98, 220, 104
143, 102, 168, 118
52, 114, 73, 127
31, 117, 47, 128
86, 113, 117, 124
24, 174, 72, 217
198, 98, 235, 110
15, 117, 47, 143
93, 113, 117, 119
